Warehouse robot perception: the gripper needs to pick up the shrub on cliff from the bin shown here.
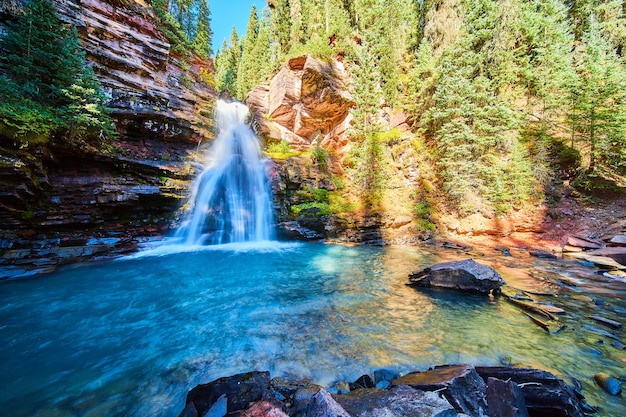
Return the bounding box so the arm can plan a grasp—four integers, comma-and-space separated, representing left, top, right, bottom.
0, 0, 113, 148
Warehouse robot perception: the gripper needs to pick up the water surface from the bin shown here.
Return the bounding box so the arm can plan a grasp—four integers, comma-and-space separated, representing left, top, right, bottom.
0, 242, 624, 416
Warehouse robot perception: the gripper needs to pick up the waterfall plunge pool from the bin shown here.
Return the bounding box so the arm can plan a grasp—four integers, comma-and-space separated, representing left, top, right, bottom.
0, 242, 624, 416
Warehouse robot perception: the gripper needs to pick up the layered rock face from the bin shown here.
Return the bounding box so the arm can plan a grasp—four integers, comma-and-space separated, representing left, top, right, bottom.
54, 0, 215, 144
0, 0, 216, 277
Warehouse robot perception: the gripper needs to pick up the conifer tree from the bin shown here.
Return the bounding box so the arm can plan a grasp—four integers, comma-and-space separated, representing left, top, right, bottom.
420, 0, 536, 214
516, 0, 575, 127
214, 28, 241, 95
269, 0, 292, 57
569, 15, 626, 175
236, 5, 259, 99
251, 13, 273, 85
0, 0, 112, 145
192, 0, 213, 59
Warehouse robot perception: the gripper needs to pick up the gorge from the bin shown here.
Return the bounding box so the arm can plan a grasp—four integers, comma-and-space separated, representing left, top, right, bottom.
1, 0, 625, 417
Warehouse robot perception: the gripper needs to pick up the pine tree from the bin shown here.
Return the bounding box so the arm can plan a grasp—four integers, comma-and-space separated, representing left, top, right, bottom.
350, 38, 381, 142
0, 0, 112, 145
290, 0, 304, 46
516, 0, 575, 127
269, 0, 291, 57
569, 14, 626, 175
251, 12, 273, 85
419, 0, 537, 214
214, 28, 241, 95
192, 0, 213, 59
236, 5, 259, 99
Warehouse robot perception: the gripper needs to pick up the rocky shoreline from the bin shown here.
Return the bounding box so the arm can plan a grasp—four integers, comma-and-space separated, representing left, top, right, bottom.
177, 364, 593, 417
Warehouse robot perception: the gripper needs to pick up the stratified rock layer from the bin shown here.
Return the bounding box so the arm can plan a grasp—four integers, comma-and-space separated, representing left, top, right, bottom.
0, 0, 216, 276
54, 0, 215, 144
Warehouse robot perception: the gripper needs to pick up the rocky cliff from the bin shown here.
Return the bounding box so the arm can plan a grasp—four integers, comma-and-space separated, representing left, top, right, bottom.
249, 55, 424, 244
0, 0, 216, 278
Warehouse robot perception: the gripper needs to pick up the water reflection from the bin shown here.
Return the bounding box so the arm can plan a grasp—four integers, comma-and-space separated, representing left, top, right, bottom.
0, 243, 624, 416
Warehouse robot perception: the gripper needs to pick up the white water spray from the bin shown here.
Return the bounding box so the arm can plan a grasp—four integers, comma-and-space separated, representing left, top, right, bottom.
176, 100, 274, 245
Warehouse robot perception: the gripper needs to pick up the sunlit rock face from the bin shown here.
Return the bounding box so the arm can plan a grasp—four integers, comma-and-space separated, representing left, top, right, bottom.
247, 55, 354, 154
0, 0, 217, 274
53, 0, 215, 144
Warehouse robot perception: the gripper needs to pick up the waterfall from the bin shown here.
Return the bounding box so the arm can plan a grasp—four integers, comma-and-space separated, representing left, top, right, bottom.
176, 100, 275, 245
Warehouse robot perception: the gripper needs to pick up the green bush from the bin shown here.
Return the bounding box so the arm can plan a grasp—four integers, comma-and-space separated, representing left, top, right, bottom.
291, 201, 332, 216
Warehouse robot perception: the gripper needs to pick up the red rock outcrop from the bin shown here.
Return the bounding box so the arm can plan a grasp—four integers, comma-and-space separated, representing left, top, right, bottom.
247, 55, 353, 153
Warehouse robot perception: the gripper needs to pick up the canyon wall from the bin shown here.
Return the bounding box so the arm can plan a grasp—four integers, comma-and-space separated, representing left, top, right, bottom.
0, 0, 216, 277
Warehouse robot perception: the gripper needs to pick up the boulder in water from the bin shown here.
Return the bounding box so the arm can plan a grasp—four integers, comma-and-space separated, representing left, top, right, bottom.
408, 259, 505, 294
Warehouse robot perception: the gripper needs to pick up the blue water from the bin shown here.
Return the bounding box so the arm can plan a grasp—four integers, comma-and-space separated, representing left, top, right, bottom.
0, 242, 624, 416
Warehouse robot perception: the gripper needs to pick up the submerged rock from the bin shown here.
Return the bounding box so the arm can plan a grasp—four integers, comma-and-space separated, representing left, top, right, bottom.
408, 259, 505, 294
593, 372, 622, 396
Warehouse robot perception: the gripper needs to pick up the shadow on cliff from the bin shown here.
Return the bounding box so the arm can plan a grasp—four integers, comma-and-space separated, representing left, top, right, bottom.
356, 137, 384, 244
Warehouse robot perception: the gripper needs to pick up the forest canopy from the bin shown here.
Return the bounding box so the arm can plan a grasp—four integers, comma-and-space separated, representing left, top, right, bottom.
212, 0, 626, 214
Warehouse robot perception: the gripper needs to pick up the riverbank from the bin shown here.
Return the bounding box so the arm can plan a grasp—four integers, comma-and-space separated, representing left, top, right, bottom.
177, 364, 592, 417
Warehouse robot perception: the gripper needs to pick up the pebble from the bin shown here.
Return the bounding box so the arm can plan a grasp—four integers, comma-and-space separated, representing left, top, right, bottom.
593, 372, 622, 395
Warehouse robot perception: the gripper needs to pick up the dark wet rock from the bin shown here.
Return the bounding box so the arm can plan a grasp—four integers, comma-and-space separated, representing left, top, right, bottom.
593, 372, 622, 396
476, 367, 587, 417
529, 250, 557, 259
408, 259, 505, 294
353, 374, 375, 389
335, 385, 457, 417
486, 377, 529, 417
271, 377, 312, 401
178, 371, 271, 417
392, 364, 488, 416
179, 366, 593, 417
277, 221, 325, 240
291, 384, 324, 417
307, 388, 351, 417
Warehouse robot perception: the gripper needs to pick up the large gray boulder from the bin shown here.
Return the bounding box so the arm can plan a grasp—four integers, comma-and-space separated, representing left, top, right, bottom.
408, 259, 505, 294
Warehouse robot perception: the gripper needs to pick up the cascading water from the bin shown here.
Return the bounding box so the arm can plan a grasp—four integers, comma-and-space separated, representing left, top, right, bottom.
176, 100, 274, 245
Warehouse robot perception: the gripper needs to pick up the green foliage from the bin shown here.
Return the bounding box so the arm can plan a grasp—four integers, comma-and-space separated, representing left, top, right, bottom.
311, 146, 329, 170
291, 186, 331, 217
568, 14, 626, 175
265, 139, 302, 160
291, 201, 332, 216
192, 0, 213, 59
214, 28, 241, 95
0, 0, 113, 147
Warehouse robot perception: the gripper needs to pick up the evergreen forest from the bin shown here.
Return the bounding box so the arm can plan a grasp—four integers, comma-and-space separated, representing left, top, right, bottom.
1, 0, 625, 218
213, 0, 626, 216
